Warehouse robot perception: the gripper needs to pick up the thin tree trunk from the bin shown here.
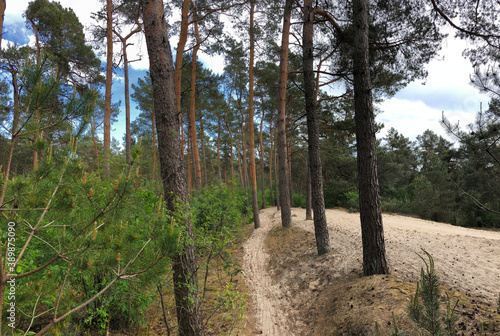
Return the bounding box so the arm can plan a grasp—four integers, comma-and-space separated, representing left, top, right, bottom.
259, 93, 266, 209
306, 162, 312, 220
237, 126, 244, 188
103, 0, 113, 175
223, 98, 235, 193
269, 121, 275, 207
141, 1, 204, 335
123, 41, 131, 164
217, 115, 222, 183
352, 0, 389, 275
303, 0, 331, 255
276, 0, 293, 227
91, 116, 99, 171
274, 128, 280, 211
0, 0, 5, 57
287, 138, 293, 204
187, 128, 193, 195
151, 102, 157, 180
114, 21, 142, 164
248, 0, 260, 228
0, 73, 19, 207
200, 115, 207, 185
175, 0, 191, 138
189, 18, 202, 190
224, 105, 234, 195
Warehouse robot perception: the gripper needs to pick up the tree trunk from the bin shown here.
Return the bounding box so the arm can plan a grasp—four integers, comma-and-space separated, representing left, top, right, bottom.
175, 0, 191, 137
274, 126, 280, 211
187, 129, 193, 195
268, 120, 275, 207
124, 43, 131, 164
259, 104, 266, 209
189, 18, 202, 190
248, 0, 261, 228
142, 1, 204, 334
200, 115, 207, 185
114, 22, 142, 164
0, 0, 5, 56
103, 0, 113, 175
306, 162, 312, 220
151, 102, 157, 180
352, 0, 389, 275
276, 0, 293, 227
0, 72, 19, 207
303, 0, 331, 255
223, 99, 235, 193
217, 115, 222, 183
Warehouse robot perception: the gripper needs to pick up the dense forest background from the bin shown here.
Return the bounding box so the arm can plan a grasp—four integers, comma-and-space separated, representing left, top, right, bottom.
0, 0, 499, 334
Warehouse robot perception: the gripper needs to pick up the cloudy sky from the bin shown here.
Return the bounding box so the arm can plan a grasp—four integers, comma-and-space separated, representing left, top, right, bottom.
2, 1, 491, 145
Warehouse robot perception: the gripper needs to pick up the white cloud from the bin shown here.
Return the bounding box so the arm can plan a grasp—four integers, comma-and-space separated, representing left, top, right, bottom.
378, 30, 490, 143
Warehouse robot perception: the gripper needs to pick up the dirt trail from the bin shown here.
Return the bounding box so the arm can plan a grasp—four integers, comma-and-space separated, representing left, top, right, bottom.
242, 210, 294, 335
242, 207, 500, 335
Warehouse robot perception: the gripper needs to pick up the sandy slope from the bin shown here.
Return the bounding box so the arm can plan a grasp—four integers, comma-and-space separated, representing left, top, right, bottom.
242, 207, 500, 335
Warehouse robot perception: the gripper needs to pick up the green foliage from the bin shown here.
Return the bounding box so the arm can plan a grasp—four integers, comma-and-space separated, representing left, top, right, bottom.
389, 312, 407, 336
292, 192, 306, 208
344, 190, 360, 212
190, 184, 248, 331
2, 143, 180, 334
408, 250, 458, 336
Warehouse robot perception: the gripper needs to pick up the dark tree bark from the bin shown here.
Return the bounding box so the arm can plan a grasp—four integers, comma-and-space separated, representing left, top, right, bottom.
303, 0, 331, 255
306, 162, 312, 220
276, 0, 293, 227
274, 125, 280, 210
352, 0, 389, 275
268, 121, 275, 207
141, 1, 204, 335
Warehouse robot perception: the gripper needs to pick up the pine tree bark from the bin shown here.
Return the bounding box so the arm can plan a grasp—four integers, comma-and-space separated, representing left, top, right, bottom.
268, 121, 275, 207
103, 0, 113, 175
189, 17, 202, 190
223, 98, 235, 193
306, 162, 312, 220
151, 103, 157, 180
303, 0, 331, 255
352, 0, 389, 275
276, 0, 293, 227
248, 0, 261, 228
274, 125, 280, 210
141, 1, 204, 334
217, 115, 222, 183
200, 115, 207, 185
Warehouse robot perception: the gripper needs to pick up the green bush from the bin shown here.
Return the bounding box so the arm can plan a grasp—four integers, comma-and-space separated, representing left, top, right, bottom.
292, 193, 306, 208
2, 144, 179, 334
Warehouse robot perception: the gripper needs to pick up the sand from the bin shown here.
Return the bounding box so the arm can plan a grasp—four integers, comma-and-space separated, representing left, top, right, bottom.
242, 207, 500, 335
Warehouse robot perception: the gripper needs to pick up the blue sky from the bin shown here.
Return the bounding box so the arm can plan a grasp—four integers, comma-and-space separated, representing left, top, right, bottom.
2, 1, 491, 146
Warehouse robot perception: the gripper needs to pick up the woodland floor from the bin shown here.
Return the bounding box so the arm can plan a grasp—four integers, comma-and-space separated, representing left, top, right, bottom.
241, 207, 500, 335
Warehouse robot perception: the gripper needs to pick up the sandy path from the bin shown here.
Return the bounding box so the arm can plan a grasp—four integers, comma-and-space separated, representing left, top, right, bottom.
242, 210, 293, 335
243, 207, 500, 335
